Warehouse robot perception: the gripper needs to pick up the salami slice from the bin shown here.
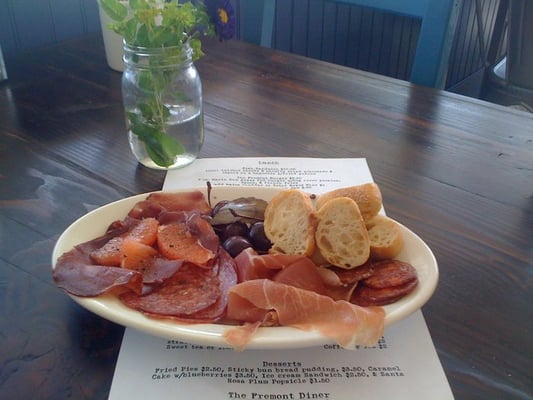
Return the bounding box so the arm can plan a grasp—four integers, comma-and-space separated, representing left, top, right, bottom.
329, 262, 375, 285
362, 260, 417, 289
119, 263, 220, 316
190, 248, 238, 321
351, 279, 418, 306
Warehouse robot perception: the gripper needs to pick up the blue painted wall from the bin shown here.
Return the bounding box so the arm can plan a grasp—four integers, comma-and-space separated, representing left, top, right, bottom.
0, 0, 100, 56
0, 0, 504, 89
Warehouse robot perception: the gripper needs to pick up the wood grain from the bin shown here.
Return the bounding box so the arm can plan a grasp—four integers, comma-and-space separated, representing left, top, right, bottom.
0, 34, 531, 399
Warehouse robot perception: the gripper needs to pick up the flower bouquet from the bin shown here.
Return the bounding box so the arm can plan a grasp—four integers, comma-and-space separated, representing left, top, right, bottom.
99, 0, 235, 169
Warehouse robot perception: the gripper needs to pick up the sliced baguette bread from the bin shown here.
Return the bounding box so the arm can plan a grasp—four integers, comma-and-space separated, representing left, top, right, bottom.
366, 215, 404, 260
315, 197, 370, 269
315, 182, 382, 222
264, 189, 316, 256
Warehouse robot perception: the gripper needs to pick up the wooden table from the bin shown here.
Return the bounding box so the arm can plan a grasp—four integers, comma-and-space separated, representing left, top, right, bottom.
1, 34, 531, 400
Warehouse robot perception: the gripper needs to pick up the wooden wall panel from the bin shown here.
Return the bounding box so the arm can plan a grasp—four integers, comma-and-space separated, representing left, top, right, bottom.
0, 0, 507, 91
0, 0, 100, 57
267, 0, 419, 82
447, 0, 502, 88
263, 0, 503, 89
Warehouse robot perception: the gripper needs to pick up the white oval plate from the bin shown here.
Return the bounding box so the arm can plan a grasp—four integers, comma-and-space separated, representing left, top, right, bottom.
52, 186, 438, 349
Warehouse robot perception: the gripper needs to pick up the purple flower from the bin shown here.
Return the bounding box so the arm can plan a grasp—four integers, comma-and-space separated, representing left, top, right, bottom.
206, 0, 236, 41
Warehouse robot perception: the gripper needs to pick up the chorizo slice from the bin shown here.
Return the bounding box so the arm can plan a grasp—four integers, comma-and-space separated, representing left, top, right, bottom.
362, 260, 417, 289
351, 279, 418, 307
329, 262, 375, 285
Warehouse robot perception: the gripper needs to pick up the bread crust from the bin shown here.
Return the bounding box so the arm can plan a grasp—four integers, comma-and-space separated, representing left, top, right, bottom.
315, 197, 370, 269
315, 183, 382, 222
264, 189, 316, 256
366, 215, 404, 260
264, 184, 402, 269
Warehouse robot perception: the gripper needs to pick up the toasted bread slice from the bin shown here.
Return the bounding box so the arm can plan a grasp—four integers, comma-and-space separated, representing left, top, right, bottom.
315, 197, 370, 269
366, 215, 404, 260
264, 189, 316, 256
315, 183, 382, 222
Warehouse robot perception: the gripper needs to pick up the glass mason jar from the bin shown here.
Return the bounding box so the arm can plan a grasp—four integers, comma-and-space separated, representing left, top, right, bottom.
122, 41, 204, 170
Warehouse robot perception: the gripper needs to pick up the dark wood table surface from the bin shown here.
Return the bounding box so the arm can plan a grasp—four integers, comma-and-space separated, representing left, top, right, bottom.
1, 34, 531, 400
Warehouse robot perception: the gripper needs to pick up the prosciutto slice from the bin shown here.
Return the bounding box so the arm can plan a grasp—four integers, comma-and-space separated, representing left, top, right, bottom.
234, 248, 307, 282
235, 249, 356, 301
225, 279, 385, 350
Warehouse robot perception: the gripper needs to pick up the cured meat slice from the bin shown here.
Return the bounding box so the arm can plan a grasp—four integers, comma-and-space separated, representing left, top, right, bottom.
146, 191, 211, 214
126, 217, 159, 246
120, 263, 220, 316
329, 262, 375, 285
234, 248, 312, 282
273, 257, 329, 295
89, 218, 159, 267
362, 260, 417, 289
128, 200, 165, 219
186, 213, 220, 252
348, 260, 418, 306
235, 250, 355, 301
351, 279, 418, 306
76, 218, 136, 255
223, 321, 263, 351
120, 238, 159, 270
157, 222, 216, 266
90, 236, 124, 266
140, 258, 184, 285
120, 248, 237, 321
225, 279, 385, 349
53, 248, 143, 297
189, 248, 238, 321
128, 191, 211, 219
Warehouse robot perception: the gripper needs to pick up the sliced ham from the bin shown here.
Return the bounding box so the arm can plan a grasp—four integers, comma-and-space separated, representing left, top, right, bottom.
273, 257, 332, 296
225, 279, 385, 349
224, 321, 263, 351
235, 248, 320, 282
236, 249, 356, 301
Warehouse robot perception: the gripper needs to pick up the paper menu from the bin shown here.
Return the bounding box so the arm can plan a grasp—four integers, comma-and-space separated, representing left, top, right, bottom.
109, 157, 454, 400
161, 157, 374, 193
109, 312, 452, 400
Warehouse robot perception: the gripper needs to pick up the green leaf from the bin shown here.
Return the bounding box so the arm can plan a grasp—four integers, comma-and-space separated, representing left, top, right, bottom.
129, 0, 149, 11
127, 108, 185, 167
100, 0, 128, 22
144, 132, 186, 167
123, 18, 138, 43
135, 24, 150, 47
103, 1, 216, 167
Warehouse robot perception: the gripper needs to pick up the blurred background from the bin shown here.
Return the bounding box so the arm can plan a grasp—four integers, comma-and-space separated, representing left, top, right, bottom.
1, 0, 531, 110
